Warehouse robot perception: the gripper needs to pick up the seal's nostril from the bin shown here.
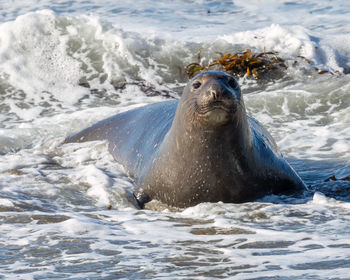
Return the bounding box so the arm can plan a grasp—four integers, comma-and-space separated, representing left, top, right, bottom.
211, 91, 217, 100
210, 89, 220, 101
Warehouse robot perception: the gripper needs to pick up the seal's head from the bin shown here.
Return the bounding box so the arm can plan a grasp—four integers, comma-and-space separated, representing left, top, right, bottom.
179, 71, 243, 129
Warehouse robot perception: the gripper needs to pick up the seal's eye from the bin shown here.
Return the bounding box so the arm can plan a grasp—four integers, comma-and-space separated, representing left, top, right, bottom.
227, 78, 238, 89
192, 81, 201, 89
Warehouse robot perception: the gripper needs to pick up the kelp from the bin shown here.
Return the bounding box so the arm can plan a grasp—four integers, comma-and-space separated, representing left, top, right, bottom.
80, 78, 175, 98
186, 49, 286, 79
324, 175, 350, 182
186, 49, 340, 80
296, 55, 341, 75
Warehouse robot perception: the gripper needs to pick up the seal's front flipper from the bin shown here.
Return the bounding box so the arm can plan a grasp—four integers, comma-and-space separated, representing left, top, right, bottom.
133, 189, 151, 209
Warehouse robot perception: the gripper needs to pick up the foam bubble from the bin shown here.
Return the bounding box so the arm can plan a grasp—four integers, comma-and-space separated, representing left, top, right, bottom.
312, 192, 350, 209
70, 164, 113, 206
60, 216, 107, 234
0, 198, 14, 207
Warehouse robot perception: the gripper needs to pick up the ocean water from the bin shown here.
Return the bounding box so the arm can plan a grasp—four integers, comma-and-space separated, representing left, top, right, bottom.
0, 1, 350, 279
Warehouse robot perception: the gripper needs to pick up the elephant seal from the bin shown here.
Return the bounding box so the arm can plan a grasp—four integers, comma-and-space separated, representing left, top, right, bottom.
65, 71, 306, 208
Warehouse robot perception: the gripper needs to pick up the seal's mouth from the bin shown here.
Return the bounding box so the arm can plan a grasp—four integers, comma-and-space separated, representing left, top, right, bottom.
197, 101, 233, 115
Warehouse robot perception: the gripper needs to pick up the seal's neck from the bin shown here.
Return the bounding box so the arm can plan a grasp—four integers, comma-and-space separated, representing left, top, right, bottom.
166, 105, 253, 163
140, 100, 255, 207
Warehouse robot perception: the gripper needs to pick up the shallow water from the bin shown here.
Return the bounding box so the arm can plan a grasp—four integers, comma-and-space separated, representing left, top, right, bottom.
0, 1, 350, 279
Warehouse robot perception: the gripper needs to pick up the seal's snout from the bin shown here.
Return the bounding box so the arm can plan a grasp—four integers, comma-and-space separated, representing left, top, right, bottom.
197, 78, 237, 112
209, 87, 220, 101
208, 83, 224, 101
207, 82, 233, 103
